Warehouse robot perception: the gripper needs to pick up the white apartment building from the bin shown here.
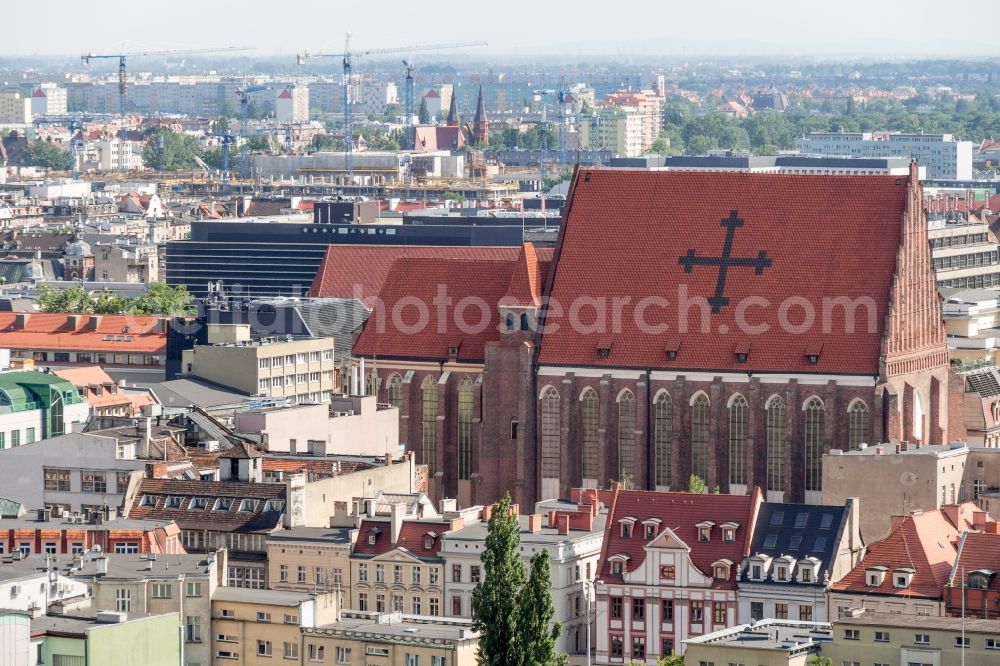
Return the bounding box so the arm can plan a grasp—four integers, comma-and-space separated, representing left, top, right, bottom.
93, 139, 144, 171
796, 130, 974, 180
579, 107, 644, 157
276, 86, 309, 124
440, 500, 606, 658
30, 85, 68, 116
0, 93, 31, 124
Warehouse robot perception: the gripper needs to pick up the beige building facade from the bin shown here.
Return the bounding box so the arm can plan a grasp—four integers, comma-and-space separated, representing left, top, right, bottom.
302, 612, 479, 666
683, 620, 831, 666
266, 527, 352, 607
822, 442, 969, 542
823, 613, 1000, 666
181, 325, 335, 404
211, 587, 338, 666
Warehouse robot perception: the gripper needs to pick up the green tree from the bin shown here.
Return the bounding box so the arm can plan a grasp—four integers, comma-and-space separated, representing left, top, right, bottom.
142, 128, 203, 171
312, 134, 344, 152
36, 285, 95, 313
518, 550, 565, 666
128, 282, 193, 316
21, 140, 73, 170
92, 292, 130, 314
658, 656, 685, 666
246, 135, 275, 152
808, 656, 832, 666
687, 475, 708, 494
473, 492, 527, 666
418, 97, 431, 124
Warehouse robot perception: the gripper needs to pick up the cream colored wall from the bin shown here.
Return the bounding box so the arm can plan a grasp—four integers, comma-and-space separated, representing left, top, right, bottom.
303, 633, 477, 666
826, 592, 943, 618
824, 622, 1000, 666
288, 457, 415, 528
351, 553, 443, 615
822, 450, 966, 543
266, 540, 351, 603
187, 337, 335, 399
211, 595, 335, 666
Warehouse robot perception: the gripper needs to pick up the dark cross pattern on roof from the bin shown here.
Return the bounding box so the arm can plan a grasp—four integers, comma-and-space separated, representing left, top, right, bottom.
678, 210, 773, 313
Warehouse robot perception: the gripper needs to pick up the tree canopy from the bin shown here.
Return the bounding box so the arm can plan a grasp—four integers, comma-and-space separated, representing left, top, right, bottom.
21, 140, 73, 170
142, 128, 203, 171
37, 283, 193, 316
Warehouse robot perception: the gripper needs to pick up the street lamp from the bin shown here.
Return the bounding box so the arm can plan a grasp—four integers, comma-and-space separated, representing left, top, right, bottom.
580, 578, 603, 666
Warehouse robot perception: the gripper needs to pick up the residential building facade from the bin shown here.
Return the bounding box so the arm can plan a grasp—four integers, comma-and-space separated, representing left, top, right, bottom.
796, 130, 973, 179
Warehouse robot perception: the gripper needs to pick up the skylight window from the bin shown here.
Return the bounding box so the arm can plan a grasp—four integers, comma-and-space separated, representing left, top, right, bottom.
794, 513, 809, 528
769, 512, 784, 527
814, 536, 827, 551
820, 514, 834, 530
763, 534, 778, 549
789, 535, 802, 549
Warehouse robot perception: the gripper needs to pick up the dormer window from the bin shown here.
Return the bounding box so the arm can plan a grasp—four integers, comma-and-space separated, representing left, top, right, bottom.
720, 521, 739, 543
611, 561, 622, 575
800, 568, 812, 583
213, 498, 232, 511
734, 341, 750, 364
776, 566, 788, 581
968, 569, 994, 589
368, 526, 382, 546
609, 554, 630, 576
665, 337, 681, 361
696, 521, 715, 543
751, 564, 762, 580
866, 566, 888, 587
191, 497, 207, 509
642, 518, 661, 540
646, 524, 656, 539
619, 517, 636, 538
140, 494, 155, 506
423, 531, 438, 551
712, 560, 733, 581
165, 496, 181, 508
805, 343, 823, 365
238, 499, 257, 512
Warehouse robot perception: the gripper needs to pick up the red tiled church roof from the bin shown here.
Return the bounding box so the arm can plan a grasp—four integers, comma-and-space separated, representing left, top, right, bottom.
307, 245, 543, 307
501, 243, 548, 308
538, 169, 910, 374
950, 530, 1000, 592
598, 487, 761, 590
353, 257, 515, 363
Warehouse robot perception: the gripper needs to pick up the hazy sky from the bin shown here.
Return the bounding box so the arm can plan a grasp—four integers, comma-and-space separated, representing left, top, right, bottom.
2, 0, 994, 59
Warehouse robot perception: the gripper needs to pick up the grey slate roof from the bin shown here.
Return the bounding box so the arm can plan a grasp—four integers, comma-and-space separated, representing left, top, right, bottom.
741, 502, 846, 583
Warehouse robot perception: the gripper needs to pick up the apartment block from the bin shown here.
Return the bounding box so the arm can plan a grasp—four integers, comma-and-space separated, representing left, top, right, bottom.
302, 611, 480, 666
796, 130, 973, 179
578, 107, 644, 157
180, 324, 335, 404
0, 93, 31, 124
276, 86, 309, 124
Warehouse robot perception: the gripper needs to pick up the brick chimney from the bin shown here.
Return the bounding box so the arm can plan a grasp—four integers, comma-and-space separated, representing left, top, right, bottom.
558, 514, 570, 535
973, 510, 987, 531
527, 514, 542, 533
547, 509, 558, 528
483, 504, 493, 522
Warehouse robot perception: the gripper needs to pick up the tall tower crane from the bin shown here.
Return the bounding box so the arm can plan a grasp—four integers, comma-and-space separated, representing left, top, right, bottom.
81, 46, 254, 118
402, 59, 416, 151
235, 84, 269, 180
533, 89, 556, 180
297, 37, 487, 180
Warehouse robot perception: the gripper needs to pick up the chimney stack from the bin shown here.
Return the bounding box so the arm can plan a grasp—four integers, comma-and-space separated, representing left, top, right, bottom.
558, 514, 570, 535
390, 502, 406, 545
527, 514, 542, 533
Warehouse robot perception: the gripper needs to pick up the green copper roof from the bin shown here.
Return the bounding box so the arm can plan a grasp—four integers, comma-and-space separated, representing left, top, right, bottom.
0, 370, 83, 411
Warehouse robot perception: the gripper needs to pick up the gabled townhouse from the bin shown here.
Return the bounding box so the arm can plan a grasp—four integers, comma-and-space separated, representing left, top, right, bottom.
595, 486, 763, 661
737, 500, 864, 623
827, 503, 981, 618
350, 504, 465, 617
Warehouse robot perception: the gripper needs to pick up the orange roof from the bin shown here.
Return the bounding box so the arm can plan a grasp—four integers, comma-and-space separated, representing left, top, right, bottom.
0, 313, 166, 353
53, 365, 115, 386
500, 243, 547, 308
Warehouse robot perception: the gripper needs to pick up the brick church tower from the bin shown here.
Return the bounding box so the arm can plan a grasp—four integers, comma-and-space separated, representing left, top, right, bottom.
472, 86, 489, 146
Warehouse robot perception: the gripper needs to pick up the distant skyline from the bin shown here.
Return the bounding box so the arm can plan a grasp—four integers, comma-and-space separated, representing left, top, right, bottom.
1, 0, 996, 60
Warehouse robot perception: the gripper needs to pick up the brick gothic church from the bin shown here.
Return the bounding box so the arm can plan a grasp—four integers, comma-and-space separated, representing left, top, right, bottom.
350, 163, 964, 509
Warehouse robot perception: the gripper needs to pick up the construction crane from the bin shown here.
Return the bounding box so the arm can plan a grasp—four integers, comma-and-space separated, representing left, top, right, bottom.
402, 59, 416, 151
297, 37, 487, 180
235, 84, 268, 180
533, 89, 556, 180
220, 129, 235, 194
81, 46, 254, 118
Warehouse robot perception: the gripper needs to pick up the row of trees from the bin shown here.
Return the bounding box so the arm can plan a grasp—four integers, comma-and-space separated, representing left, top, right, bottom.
20, 139, 73, 170
36, 283, 193, 316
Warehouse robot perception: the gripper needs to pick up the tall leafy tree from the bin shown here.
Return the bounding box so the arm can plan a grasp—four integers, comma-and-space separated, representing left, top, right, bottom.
473, 492, 527, 666
418, 97, 431, 124
142, 128, 203, 171
518, 550, 565, 666
21, 140, 73, 170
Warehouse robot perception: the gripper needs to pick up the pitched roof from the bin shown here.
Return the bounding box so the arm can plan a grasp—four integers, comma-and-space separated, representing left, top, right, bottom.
598, 487, 761, 590
128, 478, 285, 533
501, 243, 548, 308
307, 245, 535, 307
538, 169, 910, 374
831, 506, 976, 599
0, 313, 165, 353
742, 502, 847, 584
352, 519, 453, 560
949, 530, 1000, 591
353, 257, 512, 362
